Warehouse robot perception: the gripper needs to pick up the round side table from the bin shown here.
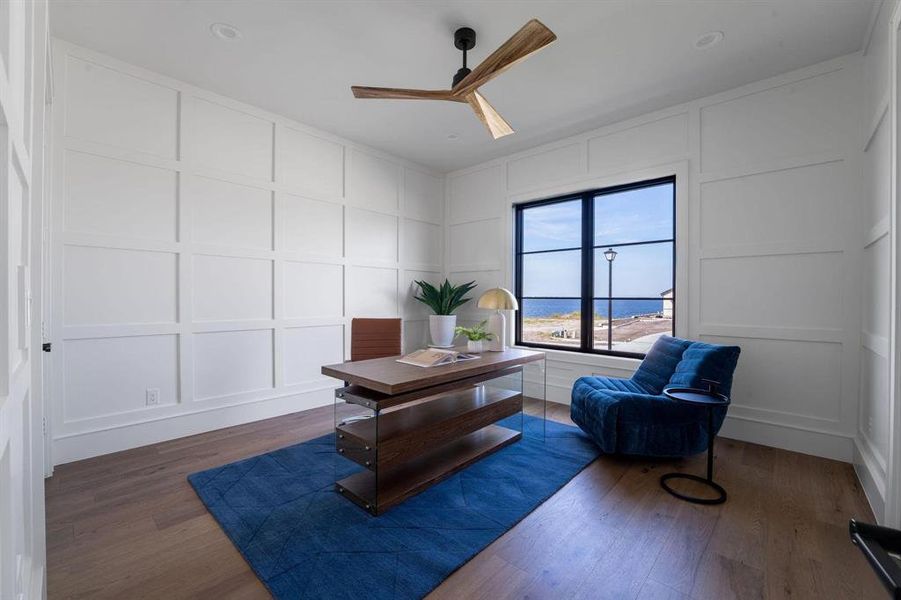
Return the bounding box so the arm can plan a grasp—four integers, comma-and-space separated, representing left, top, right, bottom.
659, 383, 730, 505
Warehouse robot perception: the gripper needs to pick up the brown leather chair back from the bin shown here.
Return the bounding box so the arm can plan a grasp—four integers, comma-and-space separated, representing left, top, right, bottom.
350, 318, 402, 361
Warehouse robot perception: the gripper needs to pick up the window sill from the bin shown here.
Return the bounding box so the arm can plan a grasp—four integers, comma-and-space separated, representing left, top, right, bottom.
513, 345, 642, 372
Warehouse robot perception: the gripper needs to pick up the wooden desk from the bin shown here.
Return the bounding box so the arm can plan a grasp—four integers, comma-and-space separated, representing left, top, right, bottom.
321, 348, 545, 515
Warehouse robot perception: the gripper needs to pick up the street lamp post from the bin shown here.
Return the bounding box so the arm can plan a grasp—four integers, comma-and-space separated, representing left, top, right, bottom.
603, 248, 617, 351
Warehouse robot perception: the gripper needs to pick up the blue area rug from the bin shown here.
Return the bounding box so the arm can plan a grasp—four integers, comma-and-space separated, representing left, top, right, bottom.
188, 415, 600, 599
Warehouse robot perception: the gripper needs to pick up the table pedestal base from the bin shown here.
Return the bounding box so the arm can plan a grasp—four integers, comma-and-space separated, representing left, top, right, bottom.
659, 472, 727, 505
657, 387, 731, 506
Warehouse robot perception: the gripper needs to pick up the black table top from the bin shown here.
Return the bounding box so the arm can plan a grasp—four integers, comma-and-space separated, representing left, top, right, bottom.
663, 386, 730, 406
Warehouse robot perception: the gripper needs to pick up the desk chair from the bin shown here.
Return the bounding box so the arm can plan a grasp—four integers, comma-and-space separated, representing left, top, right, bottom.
350, 318, 402, 362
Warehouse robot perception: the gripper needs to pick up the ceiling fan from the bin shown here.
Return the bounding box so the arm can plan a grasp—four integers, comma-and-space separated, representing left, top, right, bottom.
351, 19, 556, 139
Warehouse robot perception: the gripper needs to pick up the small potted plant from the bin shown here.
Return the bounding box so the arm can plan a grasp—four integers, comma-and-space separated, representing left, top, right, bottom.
454, 321, 494, 353
413, 279, 477, 348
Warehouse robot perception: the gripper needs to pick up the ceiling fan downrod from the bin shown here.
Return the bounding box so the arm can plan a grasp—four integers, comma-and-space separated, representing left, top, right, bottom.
452, 27, 476, 88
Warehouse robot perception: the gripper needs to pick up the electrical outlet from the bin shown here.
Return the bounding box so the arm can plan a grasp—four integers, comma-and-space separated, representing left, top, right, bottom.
145, 388, 161, 406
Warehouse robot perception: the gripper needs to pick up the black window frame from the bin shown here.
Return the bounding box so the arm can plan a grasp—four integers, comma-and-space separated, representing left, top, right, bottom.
514, 175, 676, 359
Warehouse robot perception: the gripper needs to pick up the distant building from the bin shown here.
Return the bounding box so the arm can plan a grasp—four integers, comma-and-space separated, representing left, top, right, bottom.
660, 288, 673, 318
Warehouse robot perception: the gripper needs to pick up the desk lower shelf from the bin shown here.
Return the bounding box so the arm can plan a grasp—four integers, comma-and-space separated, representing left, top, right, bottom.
336, 424, 521, 515
336, 386, 522, 469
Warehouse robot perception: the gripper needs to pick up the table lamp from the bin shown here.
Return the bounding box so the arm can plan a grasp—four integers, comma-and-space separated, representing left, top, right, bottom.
477, 288, 519, 351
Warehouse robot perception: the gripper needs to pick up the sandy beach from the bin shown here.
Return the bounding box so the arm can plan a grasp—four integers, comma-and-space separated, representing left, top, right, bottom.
522, 311, 672, 349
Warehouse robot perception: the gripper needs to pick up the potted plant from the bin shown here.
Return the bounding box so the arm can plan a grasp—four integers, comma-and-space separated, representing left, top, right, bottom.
413, 279, 476, 348
454, 321, 494, 353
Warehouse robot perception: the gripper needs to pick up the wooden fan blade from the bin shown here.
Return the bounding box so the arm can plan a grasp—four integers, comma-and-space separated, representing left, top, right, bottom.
465, 91, 514, 139
351, 86, 462, 101
452, 19, 556, 97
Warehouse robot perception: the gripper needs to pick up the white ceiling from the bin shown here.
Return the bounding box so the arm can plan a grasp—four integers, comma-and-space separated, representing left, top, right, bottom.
50, 0, 875, 173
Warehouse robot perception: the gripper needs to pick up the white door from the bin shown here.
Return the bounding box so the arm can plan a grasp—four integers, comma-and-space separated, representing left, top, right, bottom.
0, 1, 50, 598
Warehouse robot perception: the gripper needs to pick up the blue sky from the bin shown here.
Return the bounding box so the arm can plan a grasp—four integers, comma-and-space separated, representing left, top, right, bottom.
522, 183, 673, 298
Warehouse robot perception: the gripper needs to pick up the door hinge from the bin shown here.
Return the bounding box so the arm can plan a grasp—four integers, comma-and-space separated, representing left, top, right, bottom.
42, 342, 51, 352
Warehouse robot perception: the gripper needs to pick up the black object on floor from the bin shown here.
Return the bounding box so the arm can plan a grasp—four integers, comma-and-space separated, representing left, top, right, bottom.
850, 518, 901, 598
659, 380, 730, 505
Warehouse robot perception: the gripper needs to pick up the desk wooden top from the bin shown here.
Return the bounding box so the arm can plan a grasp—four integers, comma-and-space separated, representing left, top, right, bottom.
321, 347, 545, 395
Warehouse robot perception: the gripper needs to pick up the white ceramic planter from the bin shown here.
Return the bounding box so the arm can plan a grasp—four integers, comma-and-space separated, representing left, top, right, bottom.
429, 314, 456, 348
467, 339, 484, 353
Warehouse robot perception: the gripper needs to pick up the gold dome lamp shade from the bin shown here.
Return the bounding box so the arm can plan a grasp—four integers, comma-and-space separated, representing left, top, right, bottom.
477, 288, 519, 351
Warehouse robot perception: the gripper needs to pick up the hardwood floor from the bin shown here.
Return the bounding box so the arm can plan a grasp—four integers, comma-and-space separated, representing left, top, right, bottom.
45, 400, 883, 600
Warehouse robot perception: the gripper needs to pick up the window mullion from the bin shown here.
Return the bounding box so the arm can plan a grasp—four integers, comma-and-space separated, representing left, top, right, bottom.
514, 206, 524, 346
580, 193, 594, 352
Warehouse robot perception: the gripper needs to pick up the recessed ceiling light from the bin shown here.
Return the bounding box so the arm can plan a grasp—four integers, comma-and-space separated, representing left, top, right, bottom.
210, 23, 242, 42
447, 133, 460, 140
694, 31, 724, 50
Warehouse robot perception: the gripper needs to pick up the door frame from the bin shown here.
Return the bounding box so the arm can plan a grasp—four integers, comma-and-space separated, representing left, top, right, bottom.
40, 34, 53, 478
886, 0, 901, 528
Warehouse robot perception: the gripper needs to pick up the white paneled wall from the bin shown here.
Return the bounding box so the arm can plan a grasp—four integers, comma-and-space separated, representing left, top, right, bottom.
51, 40, 444, 464
445, 54, 863, 463
855, 0, 896, 523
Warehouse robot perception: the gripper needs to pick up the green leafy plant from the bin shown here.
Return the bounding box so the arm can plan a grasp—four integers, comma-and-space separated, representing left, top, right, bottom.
413, 279, 476, 315
454, 320, 495, 341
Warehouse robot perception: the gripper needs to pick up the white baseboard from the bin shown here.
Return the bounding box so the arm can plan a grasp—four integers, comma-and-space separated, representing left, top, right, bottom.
52, 388, 335, 465
29, 564, 44, 600
719, 415, 853, 462
537, 380, 854, 463
854, 437, 887, 522
54, 377, 859, 469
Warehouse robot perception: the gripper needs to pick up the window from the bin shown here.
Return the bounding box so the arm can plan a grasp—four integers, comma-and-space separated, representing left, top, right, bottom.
514, 176, 675, 358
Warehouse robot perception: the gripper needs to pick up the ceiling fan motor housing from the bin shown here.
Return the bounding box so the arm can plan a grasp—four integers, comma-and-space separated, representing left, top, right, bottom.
453, 27, 476, 87
454, 27, 476, 51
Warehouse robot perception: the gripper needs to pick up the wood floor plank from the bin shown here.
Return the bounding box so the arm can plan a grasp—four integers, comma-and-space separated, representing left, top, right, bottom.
46, 399, 881, 600
691, 551, 765, 600
637, 580, 688, 600
704, 442, 769, 571
571, 481, 679, 600
647, 501, 721, 595
193, 570, 270, 600
427, 553, 534, 600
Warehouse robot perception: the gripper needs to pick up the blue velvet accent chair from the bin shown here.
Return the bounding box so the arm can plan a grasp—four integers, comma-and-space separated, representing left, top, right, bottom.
570, 336, 741, 457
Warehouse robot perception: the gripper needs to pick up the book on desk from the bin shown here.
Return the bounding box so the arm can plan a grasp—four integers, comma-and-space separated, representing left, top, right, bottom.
396, 348, 479, 368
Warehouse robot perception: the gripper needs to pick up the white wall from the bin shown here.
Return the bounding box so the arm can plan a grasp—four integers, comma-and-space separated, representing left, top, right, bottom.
0, 0, 51, 597
446, 53, 863, 463
50, 40, 444, 464
855, 0, 895, 525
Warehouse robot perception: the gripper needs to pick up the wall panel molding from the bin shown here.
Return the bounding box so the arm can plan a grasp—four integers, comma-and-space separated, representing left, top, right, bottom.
698, 242, 845, 260
866, 215, 891, 248
863, 330, 891, 357
865, 91, 889, 152
443, 52, 863, 463
50, 38, 444, 463
697, 324, 845, 344
856, 438, 888, 522
696, 153, 846, 185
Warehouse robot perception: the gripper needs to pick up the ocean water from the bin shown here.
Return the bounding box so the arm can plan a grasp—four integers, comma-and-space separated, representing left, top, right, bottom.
522, 298, 665, 319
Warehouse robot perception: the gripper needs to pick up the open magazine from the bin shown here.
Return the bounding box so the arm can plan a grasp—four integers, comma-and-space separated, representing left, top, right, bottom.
396, 348, 479, 368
